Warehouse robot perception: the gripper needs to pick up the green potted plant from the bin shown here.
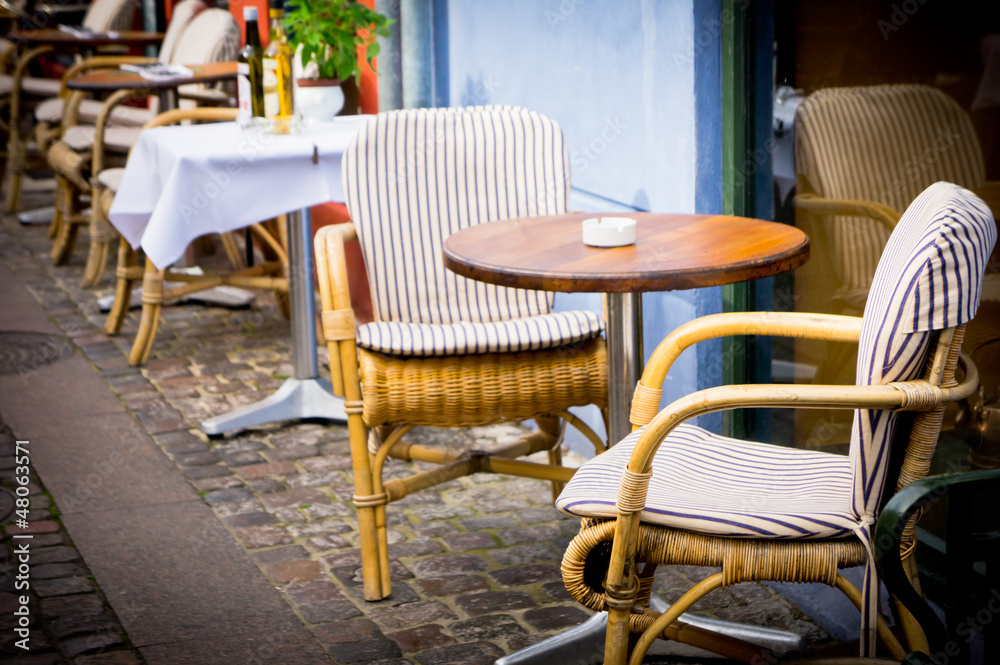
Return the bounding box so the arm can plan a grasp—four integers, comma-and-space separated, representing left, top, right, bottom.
284, 0, 392, 119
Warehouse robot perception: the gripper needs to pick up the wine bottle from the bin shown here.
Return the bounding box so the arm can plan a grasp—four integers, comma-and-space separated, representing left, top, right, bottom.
262, 0, 295, 133
237, 6, 264, 126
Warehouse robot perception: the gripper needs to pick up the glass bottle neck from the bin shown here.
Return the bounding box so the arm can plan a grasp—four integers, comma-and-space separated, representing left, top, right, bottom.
245, 19, 261, 47
269, 10, 285, 40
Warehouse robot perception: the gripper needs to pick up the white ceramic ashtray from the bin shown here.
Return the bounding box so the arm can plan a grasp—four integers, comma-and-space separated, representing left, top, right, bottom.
582, 217, 637, 247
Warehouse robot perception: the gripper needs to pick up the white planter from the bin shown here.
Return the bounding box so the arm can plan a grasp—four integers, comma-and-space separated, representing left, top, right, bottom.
295, 81, 345, 124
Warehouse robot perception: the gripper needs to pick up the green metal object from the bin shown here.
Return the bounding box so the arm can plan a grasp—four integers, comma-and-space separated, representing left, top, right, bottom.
875, 468, 1000, 661
721, 0, 755, 438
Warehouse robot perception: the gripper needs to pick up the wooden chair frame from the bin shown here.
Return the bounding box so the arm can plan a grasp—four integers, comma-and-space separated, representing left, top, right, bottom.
560, 311, 979, 665
96, 107, 289, 366
315, 223, 609, 602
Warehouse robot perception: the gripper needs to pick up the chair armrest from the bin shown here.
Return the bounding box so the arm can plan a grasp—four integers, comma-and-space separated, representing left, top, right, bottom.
627, 353, 979, 474
9, 45, 53, 119
795, 192, 902, 233
315, 223, 360, 398
630, 311, 864, 427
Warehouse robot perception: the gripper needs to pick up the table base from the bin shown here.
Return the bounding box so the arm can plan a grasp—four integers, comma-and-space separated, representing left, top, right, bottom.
495, 596, 804, 664
18, 206, 57, 226
202, 377, 345, 436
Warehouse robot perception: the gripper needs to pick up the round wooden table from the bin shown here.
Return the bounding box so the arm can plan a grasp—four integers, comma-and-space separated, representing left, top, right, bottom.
443, 212, 810, 444
67, 61, 237, 112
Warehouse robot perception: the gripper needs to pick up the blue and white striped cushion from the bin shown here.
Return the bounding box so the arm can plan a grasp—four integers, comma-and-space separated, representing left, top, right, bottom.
850, 182, 995, 518
357, 310, 602, 357
556, 423, 856, 538
342, 107, 570, 332
557, 182, 995, 539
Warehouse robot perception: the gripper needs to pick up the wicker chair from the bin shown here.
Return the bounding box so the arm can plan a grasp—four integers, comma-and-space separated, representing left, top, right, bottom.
315, 107, 609, 602
45, 7, 238, 286
95, 107, 288, 366
555, 183, 993, 664
793, 85, 1000, 436
0, 0, 138, 212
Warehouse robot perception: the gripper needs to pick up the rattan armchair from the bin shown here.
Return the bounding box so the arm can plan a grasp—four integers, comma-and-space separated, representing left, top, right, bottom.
95, 107, 288, 366
0, 0, 138, 212
793, 84, 1000, 423
555, 183, 994, 664
314, 107, 609, 602
45, 6, 238, 287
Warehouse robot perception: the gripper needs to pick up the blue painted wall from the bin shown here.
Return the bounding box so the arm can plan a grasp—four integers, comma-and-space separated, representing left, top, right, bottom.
433, 0, 727, 451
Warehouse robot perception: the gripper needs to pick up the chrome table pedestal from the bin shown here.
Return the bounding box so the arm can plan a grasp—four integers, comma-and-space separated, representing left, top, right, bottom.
202, 208, 346, 435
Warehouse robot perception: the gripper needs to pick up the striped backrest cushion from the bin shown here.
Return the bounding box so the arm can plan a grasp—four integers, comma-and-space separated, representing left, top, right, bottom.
795, 85, 985, 295
850, 182, 994, 519
157, 0, 207, 65
83, 0, 138, 32
342, 107, 568, 325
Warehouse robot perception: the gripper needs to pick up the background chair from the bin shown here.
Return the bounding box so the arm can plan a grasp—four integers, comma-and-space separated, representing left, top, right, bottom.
315, 106, 609, 602
7, 0, 209, 214
95, 106, 288, 367
793, 84, 1000, 448
45, 6, 238, 286
555, 182, 993, 664
0, 0, 137, 210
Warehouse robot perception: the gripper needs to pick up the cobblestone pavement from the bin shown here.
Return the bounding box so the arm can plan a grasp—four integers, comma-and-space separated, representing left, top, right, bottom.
0, 193, 835, 664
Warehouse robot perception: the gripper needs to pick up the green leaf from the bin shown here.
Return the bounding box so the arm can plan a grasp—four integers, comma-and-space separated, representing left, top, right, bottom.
285, 0, 393, 81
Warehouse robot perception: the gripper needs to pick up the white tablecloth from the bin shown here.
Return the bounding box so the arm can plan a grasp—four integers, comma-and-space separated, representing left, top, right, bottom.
108, 116, 370, 269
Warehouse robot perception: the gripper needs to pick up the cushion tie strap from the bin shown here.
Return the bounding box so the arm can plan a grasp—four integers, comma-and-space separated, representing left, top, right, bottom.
852, 517, 878, 658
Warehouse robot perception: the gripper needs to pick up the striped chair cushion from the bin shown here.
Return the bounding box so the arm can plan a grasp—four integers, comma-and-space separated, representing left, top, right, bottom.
795, 85, 985, 296
556, 423, 856, 538
0, 75, 61, 97
342, 107, 568, 328
357, 310, 602, 357
557, 182, 995, 538
34, 98, 154, 127
82, 0, 137, 32
850, 182, 994, 517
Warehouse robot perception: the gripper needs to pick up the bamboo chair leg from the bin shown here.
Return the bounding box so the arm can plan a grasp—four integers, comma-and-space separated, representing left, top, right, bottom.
47, 191, 63, 239
81, 211, 114, 288
536, 416, 565, 501
128, 258, 165, 366
627, 573, 726, 665
50, 179, 80, 265
105, 239, 138, 335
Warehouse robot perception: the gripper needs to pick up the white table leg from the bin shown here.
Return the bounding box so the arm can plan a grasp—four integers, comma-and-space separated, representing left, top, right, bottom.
202, 207, 346, 435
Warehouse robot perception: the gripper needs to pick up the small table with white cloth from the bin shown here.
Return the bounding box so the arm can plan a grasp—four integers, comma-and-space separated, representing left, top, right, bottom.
109, 116, 372, 435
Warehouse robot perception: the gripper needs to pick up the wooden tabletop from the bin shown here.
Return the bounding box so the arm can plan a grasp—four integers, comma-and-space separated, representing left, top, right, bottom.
67, 61, 238, 91
12, 28, 163, 47
443, 212, 810, 293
